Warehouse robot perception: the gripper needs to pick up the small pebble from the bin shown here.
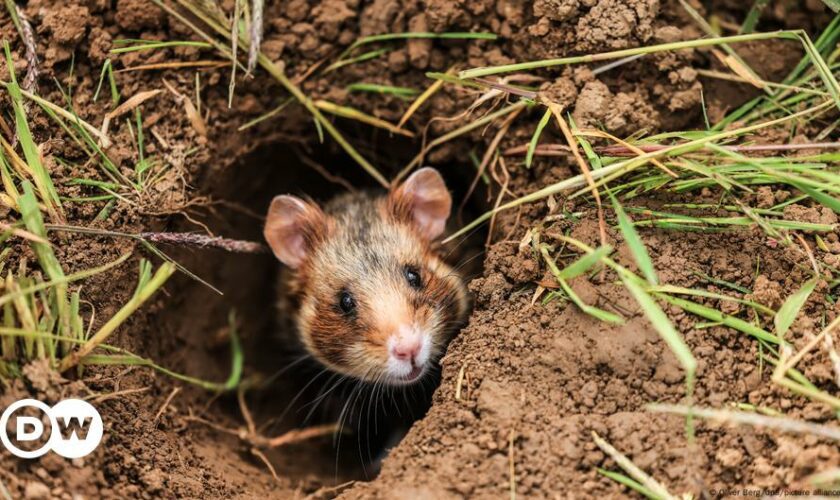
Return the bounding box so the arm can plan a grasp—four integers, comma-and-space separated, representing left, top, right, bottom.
24, 481, 50, 500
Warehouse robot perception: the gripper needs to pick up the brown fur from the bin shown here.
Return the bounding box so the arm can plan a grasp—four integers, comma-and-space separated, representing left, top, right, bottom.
276, 190, 469, 384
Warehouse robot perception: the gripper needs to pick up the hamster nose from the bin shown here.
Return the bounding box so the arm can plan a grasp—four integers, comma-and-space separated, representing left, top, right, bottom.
391, 338, 421, 363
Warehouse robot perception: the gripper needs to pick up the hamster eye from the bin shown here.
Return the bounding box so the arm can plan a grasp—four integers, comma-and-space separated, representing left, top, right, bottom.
404, 266, 422, 289
338, 290, 356, 315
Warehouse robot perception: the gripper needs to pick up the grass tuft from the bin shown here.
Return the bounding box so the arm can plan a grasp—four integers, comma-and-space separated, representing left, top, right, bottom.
57, 260, 175, 372
153, 0, 389, 187
1, 184, 176, 380
3, 42, 63, 220
548, 234, 696, 435
459, 30, 840, 115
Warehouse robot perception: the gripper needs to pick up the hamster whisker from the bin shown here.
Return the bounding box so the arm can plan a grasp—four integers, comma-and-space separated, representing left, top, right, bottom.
439, 220, 488, 261
334, 364, 376, 446
301, 372, 345, 424
439, 248, 486, 278
277, 367, 330, 425
364, 370, 388, 466
262, 353, 311, 386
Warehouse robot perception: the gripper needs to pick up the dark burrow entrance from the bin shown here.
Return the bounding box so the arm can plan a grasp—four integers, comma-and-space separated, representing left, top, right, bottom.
150, 137, 488, 486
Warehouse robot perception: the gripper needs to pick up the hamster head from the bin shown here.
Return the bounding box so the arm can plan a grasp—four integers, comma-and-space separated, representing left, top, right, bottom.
264, 168, 469, 386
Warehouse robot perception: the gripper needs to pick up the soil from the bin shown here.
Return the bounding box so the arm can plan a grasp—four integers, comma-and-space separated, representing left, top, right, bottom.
1, 0, 839, 499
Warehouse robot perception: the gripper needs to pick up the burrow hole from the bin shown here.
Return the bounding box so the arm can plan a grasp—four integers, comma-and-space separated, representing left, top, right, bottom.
151, 138, 488, 485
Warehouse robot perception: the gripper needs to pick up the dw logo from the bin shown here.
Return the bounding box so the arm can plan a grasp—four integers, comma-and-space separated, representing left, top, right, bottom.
0, 399, 103, 459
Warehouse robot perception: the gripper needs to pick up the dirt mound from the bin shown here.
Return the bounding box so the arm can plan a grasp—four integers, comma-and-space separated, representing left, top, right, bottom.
351, 202, 840, 498
1, 0, 838, 498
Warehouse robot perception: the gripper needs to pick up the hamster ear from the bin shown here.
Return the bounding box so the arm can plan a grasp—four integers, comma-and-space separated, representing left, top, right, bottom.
264, 195, 325, 269
390, 167, 452, 240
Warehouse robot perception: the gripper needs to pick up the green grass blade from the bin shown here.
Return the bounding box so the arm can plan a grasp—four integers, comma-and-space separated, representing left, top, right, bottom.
237, 97, 294, 131
571, 117, 603, 170
558, 277, 624, 324
822, 1, 839, 14
2, 0, 23, 37
447, 99, 831, 243
93, 59, 110, 102
154, 0, 388, 187
649, 284, 775, 316
592, 432, 676, 500
610, 192, 658, 285
597, 469, 660, 500
93, 59, 120, 106
0, 253, 131, 309
80, 311, 242, 391
110, 40, 212, 53
58, 262, 176, 372
791, 181, 840, 214
19, 183, 65, 284
555, 245, 613, 280
740, 0, 771, 34
797, 33, 840, 107
541, 246, 624, 324
526, 108, 552, 168
346, 82, 419, 98
622, 277, 696, 399
775, 277, 818, 338
658, 293, 782, 345
459, 31, 802, 78
783, 15, 840, 86
325, 48, 389, 73
132, 259, 153, 299
340, 31, 497, 59
4, 43, 62, 218
19, 181, 72, 344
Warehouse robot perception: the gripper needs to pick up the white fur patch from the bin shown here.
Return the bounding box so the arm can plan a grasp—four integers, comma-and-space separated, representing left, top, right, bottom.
385, 325, 432, 382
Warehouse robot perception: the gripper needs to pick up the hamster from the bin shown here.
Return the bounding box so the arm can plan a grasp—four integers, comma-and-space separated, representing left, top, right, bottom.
263, 167, 469, 388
